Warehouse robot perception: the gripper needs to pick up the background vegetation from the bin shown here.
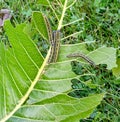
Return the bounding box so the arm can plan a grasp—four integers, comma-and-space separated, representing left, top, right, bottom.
0, 0, 120, 122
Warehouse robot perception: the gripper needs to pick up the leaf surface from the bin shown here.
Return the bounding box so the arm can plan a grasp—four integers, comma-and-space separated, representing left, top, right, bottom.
0, 20, 44, 121
0, 21, 104, 122
58, 44, 116, 69
32, 12, 49, 41
8, 94, 104, 122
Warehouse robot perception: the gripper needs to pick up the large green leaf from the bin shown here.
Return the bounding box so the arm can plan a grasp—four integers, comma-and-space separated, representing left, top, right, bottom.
0, 20, 44, 121
0, 21, 104, 122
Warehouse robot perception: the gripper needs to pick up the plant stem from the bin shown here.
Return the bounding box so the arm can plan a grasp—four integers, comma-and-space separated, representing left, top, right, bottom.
57, 0, 68, 30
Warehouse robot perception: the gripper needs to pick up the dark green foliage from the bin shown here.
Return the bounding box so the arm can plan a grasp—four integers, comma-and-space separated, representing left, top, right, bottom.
70, 61, 119, 122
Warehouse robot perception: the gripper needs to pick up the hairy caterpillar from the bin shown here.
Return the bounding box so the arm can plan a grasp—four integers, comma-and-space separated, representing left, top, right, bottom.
43, 15, 60, 63
67, 53, 96, 66
52, 30, 60, 63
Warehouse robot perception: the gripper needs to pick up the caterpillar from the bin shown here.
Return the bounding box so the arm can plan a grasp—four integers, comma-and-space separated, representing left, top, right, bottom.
43, 15, 60, 63
67, 53, 96, 67
52, 30, 60, 63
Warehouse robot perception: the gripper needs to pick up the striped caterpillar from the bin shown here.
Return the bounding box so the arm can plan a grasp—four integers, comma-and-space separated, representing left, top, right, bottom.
43, 15, 60, 63
67, 53, 96, 67
51, 30, 60, 63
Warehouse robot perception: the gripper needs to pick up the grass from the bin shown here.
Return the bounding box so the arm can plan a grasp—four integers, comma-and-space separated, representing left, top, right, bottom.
0, 0, 120, 121
69, 62, 119, 122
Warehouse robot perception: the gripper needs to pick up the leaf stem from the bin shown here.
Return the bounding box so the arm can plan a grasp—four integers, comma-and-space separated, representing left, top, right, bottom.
61, 31, 83, 41
66, 0, 77, 9
62, 18, 84, 27
57, 0, 68, 30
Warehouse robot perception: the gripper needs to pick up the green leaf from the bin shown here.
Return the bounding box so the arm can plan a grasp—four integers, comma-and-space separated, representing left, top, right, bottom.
4, 20, 44, 80
112, 58, 120, 77
87, 47, 117, 69
0, 1, 106, 120
8, 94, 104, 122
0, 20, 44, 121
32, 12, 49, 41
0, 21, 104, 122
